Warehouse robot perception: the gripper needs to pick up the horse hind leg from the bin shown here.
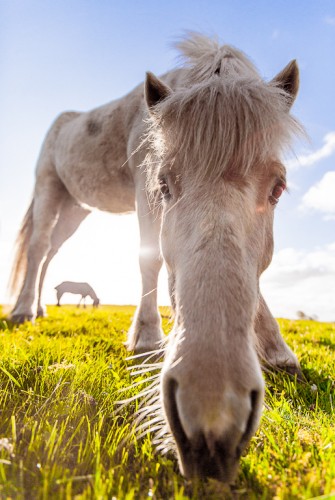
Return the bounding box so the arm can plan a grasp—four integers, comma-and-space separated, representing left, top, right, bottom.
10, 177, 66, 323
36, 197, 90, 317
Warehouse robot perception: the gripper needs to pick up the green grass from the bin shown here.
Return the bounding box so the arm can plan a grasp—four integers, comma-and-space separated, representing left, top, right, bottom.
0, 305, 334, 499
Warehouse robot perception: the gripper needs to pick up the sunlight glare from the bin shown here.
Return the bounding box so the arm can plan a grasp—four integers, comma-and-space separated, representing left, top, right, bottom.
42, 211, 170, 306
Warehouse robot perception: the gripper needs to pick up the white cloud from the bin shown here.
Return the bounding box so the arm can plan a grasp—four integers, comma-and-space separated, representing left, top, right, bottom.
287, 131, 335, 170
261, 244, 335, 321
300, 171, 335, 219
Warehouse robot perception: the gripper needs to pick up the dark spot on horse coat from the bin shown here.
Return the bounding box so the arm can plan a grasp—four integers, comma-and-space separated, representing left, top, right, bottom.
87, 119, 102, 136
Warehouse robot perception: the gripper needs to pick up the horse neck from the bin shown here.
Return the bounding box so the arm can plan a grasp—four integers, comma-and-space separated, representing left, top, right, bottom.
89, 290, 98, 300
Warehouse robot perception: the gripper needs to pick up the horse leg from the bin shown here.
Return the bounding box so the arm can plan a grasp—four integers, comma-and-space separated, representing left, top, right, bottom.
127, 190, 163, 353
255, 294, 303, 379
36, 198, 90, 317
11, 179, 65, 322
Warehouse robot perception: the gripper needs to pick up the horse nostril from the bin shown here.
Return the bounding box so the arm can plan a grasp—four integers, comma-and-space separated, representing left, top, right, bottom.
166, 377, 179, 420
164, 377, 190, 451
236, 389, 260, 459
250, 389, 259, 414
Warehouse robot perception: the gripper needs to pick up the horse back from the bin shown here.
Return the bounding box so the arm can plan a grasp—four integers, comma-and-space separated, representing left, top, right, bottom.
55, 281, 94, 296
34, 69, 184, 213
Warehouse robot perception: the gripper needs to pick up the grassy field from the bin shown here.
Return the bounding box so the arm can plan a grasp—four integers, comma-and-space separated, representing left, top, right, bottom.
0, 305, 334, 500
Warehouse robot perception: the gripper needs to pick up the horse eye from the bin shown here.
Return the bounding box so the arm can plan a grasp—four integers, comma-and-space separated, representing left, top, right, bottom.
159, 177, 171, 201
269, 182, 286, 206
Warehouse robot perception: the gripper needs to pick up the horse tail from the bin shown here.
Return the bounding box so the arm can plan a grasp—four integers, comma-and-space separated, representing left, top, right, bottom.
8, 199, 34, 300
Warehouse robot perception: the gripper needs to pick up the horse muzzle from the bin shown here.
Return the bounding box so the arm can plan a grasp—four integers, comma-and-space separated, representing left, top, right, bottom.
163, 377, 263, 483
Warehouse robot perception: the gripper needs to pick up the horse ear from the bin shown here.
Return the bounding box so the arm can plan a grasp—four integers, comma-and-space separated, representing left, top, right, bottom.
145, 72, 172, 110
271, 60, 299, 108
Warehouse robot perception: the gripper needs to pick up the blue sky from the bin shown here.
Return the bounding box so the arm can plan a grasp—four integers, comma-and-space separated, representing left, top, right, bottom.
1, 1, 335, 320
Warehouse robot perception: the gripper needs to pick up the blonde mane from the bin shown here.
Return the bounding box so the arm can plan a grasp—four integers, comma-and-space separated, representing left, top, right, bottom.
146, 33, 303, 190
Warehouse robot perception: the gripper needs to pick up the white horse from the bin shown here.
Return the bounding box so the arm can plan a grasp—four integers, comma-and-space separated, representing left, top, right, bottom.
54, 281, 100, 307
9, 33, 303, 482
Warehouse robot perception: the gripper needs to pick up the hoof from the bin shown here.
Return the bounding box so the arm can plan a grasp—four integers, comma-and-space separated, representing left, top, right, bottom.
125, 341, 164, 365
127, 323, 164, 355
127, 338, 164, 355
264, 361, 304, 383
279, 364, 305, 382
36, 308, 46, 318
134, 344, 165, 360
10, 313, 34, 324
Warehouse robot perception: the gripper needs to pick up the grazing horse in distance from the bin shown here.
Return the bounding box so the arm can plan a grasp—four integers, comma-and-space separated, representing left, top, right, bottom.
55, 281, 100, 307
8, 33, 304, 482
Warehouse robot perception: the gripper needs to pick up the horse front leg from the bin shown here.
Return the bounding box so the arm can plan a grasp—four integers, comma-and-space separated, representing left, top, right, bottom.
127, 191, 163, 353
255, 294, 303, 379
